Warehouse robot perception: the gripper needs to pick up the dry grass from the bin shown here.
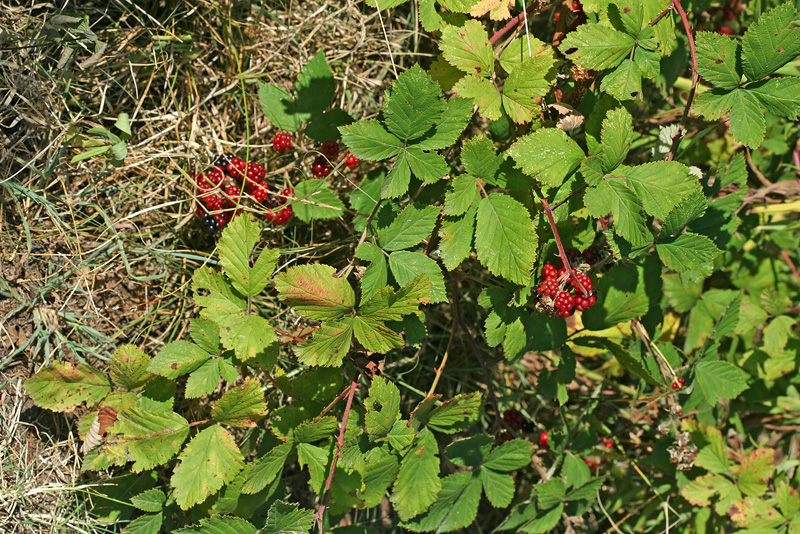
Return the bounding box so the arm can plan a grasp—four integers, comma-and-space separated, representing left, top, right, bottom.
1, 0, 421, 530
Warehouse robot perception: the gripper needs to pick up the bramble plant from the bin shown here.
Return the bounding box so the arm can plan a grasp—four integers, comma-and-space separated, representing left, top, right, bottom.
25, 0, 800, 532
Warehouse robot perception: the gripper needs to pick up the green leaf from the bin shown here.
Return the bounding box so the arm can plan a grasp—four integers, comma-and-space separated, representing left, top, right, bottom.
656, 232, 721, 273
358, 448, 400, 507
359, 275, 432, 322
109, 141, 127, 161
295, 50, 335, 121
444, 175, 480, 216
695, 360, 749, 407
353, 315, 404, 353
191, 267, 245, 314
776, 481, 800, 518
274, 264, 355, 320
382, 151, 412, 198
366, 376, 401, 440
293, 179, 347, 221
502, 54, 556, 124
692, 87, 737, 121
407, 148, 448, 183
462, 135, 502, 182
241, 442, 292, 494
294, 416, 339, 443
453, 75, 503, 120
439, 208, 476, 271
748, 77, 800, 119
305, 109, 354, 142
123, 513, 163, 534
402, 471, 481, 532
481, 468, 515, 508
625, 162, 700, 220
257, 82, 300, 131
378, 204, 441, 251
445, 434, 493, 467
217, 214, 277, 296
414, 97, 473, 151
584, 178, 650, 247
681, 473, 724, 506
475, 194, 538, 285
391, 430, 442, 521
599, 107, 633, 172
602, 339, 659, 385
498, 36, 553, 74
763, 315, 796, 354
484, 439, 533, 471
695, 31, 742, 90
560, 24, 634, 70
104, 408, 189, 472
387, 419, 416, 450
741, 3, 800, 81
189, 318, 220, 354
71, 145, 110, 163
339, 120, 403, 161
294, 317, 354, 367
184, 359, 219, 398
148, 341, 210, 379
440, 20, 494, 77
25, 361, 110, 413
171, 426, 243, 509
601, 59, 642, 101
565, 477, 605, 501
420, 0, 445, 31
130, 488, 166, 513
582, 263, 651, 329
525, 504, 564, 532
737, 448, 775, 497
728, 89, 766, 148
211, 378, 267, 427
508, 128, 585, 188
385, 64, 445, 141
174, 516, 257, 534
388, 251, 447, 304
297, 443, 329, 493
609, 0, 645, 35
536, 478, 566, 509
110, 345, 153, 389
262, 501, 314, 534
427, 392, 482, 434
355, 242, 388, 303
214, 313, 276, 362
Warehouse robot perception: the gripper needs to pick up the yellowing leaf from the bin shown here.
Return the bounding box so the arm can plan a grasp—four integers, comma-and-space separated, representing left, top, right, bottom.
470, 0, 514, 20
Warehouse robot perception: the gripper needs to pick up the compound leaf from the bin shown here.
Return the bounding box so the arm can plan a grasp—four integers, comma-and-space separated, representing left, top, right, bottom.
353, 315, 404, 353
148, 341, 210, 379
440, 20, 494, 78
462, 135, 502, 182
695, 360, 749, 407
502, 54, 556, 124
560, 24, 634, 70
378, 204, 441, 251
214, 313, 276, 362
741, 3, 800, 81
172, 426, 244, 510
385, 65, 445, 141
508, 128, 584, 188
601, 59, 642, 101
211, 378, 268, 428
388, 251, 447, 304
104, 408, 189, 472
656, 232, 721, 273
407, 147, 448, 183
695, 31, 742, 90
475, 193, 538, 285
625, 161, 700, 220
439, 208, 476, 271
584, 179, 650, 247
339, 120, 403, 161
414, 97, 474, 151
453, 75, 502, 120
274, 264, 355, 320
110, 345, 154, 390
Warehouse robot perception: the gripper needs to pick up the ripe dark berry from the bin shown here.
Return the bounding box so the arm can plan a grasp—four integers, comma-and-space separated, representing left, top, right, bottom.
320, 141, 339, 160
213, 213, 227, 228
542, 263, 558, 279
213, 153, 234, 168
201, 213, 219, 234
343, 152, 359, 169
502, 409, 525, 431
565, 248, 581, 263
312, 156, 332, 178
273, 132, 292, 152
539, 431, 549, 448
498, 432, 514, 444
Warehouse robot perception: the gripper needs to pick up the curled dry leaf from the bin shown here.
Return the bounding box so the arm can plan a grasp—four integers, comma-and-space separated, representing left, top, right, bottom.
82, 406, 118, 454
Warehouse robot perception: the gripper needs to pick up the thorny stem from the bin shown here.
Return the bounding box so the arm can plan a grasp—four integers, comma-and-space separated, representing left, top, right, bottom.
489, 0, 540, 45
533, 188, 590, 295
316, 376, 359, 532
662, 0, 701, 161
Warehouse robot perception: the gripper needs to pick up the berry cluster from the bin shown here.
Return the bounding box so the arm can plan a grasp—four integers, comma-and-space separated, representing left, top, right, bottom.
534, 262, 596, 318
311, 140, 359, 178
193, 150, 294, 234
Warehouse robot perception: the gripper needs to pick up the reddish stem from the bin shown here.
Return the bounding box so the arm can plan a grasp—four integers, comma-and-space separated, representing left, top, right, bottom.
538, 193, 589, 295
489, 1, 540, 45
782, 250, 800, 287
316, 377, 359, 532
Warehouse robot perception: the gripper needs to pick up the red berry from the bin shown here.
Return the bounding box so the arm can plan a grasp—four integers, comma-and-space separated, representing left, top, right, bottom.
343, 152, 360, 169
584, 459, 599, 469
502, 409, 525, 431
671, 381, 680, 390
273, 132, 292, 152
602, 438, 614, 448
569, 0, 582, 12
572, 273, 593, 293
224, 185, 242, 206
542, 263, 558, 279
539, 431, 549, 448
722, 9, 735, 21
213, 213, 227, 227
281, 187, 294, 202
312, 156, 332, 178
555, 291, 575, 311
320, 141, 339, 160
717, 25, 734, 35
541, 278, 559, 296
678, 377, 686, 386
274, 205, 293, 225
207, 167, 224, 185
